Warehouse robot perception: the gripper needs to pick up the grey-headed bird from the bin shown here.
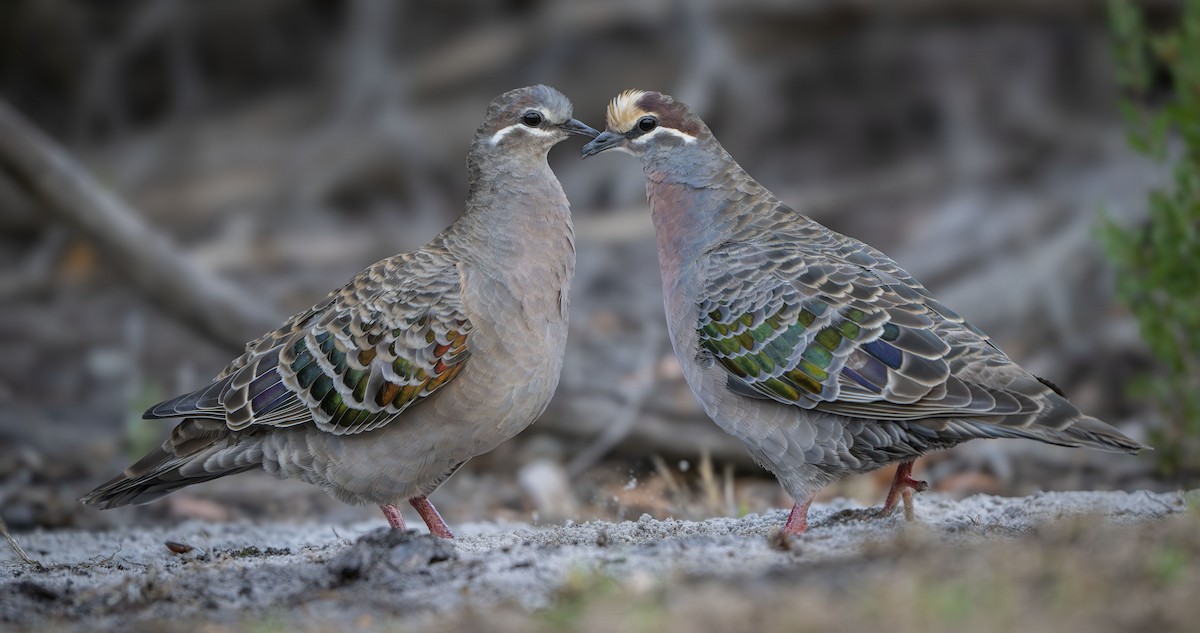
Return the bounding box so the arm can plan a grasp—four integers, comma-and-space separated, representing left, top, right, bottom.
583, 90, 1145, 535
82, 85, 598, 538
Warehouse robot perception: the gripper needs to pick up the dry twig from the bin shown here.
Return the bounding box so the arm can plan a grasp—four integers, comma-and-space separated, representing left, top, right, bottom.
0, 99, 279, 353
0, 514, 42, 569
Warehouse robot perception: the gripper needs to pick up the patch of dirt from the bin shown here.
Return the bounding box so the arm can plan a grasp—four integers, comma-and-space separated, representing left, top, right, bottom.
0, 491, 1191, 632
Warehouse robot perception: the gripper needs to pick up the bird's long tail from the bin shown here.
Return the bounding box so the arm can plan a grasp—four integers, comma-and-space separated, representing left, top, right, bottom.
931, 390, 1149, 454
80, 418, 260, 509
1050, 412, 1148, 453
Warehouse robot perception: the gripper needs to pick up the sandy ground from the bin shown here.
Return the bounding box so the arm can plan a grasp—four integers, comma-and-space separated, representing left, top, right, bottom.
0, 490, 1192, 632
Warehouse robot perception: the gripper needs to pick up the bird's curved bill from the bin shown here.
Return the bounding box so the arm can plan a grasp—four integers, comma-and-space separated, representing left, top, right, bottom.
559, 119, 601, 138
581, 131, 624, 157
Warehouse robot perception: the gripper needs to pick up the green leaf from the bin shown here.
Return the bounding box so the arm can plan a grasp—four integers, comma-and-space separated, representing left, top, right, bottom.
1104, 0, 1200, 474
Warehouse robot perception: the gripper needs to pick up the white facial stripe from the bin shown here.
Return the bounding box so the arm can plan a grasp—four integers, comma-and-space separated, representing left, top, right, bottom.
489, 124, 520, 145
631, 126, 697, 145
489, 111, 558, 145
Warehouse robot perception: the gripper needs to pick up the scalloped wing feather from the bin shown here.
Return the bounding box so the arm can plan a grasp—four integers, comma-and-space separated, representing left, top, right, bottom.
697, 214, 1055, 425
145, 248, 472, 436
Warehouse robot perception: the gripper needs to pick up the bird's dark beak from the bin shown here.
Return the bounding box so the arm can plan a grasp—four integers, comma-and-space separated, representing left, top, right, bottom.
581, 130, 625, 158
559, 118, 600, 138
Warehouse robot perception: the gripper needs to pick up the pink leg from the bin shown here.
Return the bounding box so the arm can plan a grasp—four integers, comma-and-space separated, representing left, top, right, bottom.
881, 460, 929, 520
781, 492, 817, 535
409, 496, 454, 539
380, 503, 407, 529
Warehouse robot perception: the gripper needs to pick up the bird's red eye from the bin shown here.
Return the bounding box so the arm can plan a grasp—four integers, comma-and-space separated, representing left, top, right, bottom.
522, 111, 543, 127
637, 117, 657, 132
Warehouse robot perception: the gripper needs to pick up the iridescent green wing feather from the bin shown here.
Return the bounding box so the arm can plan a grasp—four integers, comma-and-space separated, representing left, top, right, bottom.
145, 248, 472, 436
697, 214, 1052, 424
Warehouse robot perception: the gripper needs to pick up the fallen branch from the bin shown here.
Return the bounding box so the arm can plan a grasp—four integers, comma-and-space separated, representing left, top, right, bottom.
0, 99, 279, 353
541, 395, 760, 470
0, 227, 66, 300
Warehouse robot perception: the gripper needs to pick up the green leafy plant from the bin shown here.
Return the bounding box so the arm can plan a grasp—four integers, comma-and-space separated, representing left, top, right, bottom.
1103, 0, 1200, 476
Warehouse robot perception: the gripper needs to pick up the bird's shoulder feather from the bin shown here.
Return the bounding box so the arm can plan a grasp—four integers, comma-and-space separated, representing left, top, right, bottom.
145, 247, 473, 435
695, 207, 1058, 425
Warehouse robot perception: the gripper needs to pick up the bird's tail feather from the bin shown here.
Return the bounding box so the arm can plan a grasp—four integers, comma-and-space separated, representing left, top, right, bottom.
941, 411, 1148, 455
80, 419, 259, 509
1054, 414, 1148, 454
1016, 391, 1148, 453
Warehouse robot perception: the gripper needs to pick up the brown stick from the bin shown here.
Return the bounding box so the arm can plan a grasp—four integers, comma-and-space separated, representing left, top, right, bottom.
541, 396, 760, 469
0, 99, 279, 353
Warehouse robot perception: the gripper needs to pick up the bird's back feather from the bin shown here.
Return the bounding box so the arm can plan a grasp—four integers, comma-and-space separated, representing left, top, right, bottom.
694, 203, 1145, 454
84, 246, 475, 509
144, 247, 472, 436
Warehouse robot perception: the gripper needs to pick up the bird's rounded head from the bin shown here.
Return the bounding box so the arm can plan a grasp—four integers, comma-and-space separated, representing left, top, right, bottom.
582, 90, 708, 161
473, 85, 599, 153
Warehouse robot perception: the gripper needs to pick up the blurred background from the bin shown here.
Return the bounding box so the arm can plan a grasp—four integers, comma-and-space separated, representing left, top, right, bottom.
0, 0, 1193, 533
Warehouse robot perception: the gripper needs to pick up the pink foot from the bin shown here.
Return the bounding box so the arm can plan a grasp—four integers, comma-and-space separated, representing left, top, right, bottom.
781, 493, 816, 535
380, 503, 407, 529
881, 460, 929, 521
409, 495, 454, 539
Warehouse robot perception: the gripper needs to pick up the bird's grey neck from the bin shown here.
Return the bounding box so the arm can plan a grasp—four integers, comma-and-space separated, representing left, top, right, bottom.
467, 141, 555, 182
465, 145, 567, 215
452, 151, 573, 267
640, 133, 741, 187
644, 151, 766, 283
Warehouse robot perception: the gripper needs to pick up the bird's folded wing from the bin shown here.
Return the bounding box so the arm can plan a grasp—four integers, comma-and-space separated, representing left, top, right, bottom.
697, 220, 1055, 424
145, 248, 472, 435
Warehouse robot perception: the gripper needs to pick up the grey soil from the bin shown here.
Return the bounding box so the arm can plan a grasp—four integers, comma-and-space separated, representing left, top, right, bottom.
0, 491, 1188, 632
